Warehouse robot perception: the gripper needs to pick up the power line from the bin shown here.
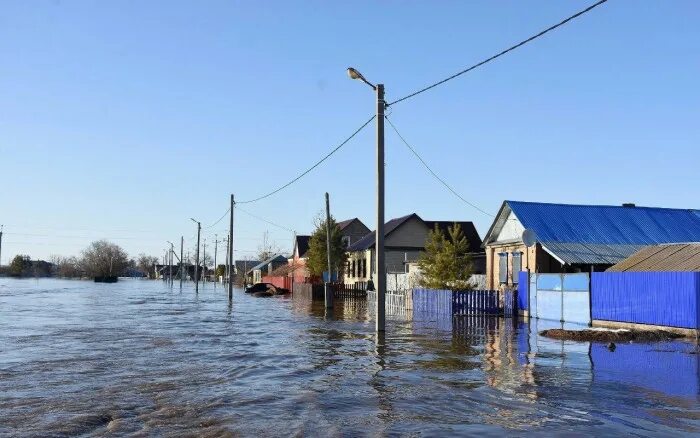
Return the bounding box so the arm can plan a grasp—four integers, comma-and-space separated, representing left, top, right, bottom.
388, 0, 609, 106
236, 206, 295, 233
3, 232, 185, 242
385, 116, 494, 217
204, 207, 230, 229
237, 115, 375, 204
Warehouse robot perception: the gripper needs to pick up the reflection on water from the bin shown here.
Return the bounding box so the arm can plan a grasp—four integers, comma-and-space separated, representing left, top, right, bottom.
1, 278, 698, 436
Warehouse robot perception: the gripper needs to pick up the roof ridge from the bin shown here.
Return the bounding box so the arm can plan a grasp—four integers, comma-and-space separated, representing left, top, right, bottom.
507, 200, 700, 212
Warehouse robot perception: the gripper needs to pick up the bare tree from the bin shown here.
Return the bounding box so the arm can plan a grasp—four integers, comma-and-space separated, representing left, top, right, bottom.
80, 240, 129, 278
256, 231, 281, 261
50, 255, 83, 278
136, 253, 159, 279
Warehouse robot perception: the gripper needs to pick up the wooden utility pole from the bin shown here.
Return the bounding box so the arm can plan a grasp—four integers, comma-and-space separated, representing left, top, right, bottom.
324, 192, 333, 308
0, 225, 3, 267
228, 194, 235, 300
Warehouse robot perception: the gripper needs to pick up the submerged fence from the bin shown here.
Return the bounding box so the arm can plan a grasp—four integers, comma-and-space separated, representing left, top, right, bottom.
367, 289, 411, 312
413, 288, 517, 317
292, 282, 367, 301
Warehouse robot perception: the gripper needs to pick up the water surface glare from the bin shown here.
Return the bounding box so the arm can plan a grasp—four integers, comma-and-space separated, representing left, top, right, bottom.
1, 278, 698, 436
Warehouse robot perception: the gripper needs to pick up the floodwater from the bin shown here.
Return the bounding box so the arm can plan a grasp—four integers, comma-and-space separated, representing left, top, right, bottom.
1, 279, 698, 437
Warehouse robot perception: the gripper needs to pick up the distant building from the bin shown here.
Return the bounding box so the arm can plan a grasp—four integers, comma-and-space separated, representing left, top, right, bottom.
248, 254, 288, 284
292, 235, 311, 261
345, 213, 485, 286
286, 218, 370, 283
482, 201, 700, 290
337, 218, 371, 248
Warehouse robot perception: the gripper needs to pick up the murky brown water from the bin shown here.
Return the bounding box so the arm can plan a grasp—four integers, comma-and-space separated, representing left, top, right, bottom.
1, 278, 698, 437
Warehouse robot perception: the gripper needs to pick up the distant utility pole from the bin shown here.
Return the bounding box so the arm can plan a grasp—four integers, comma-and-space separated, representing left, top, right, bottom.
223, 236, 228, 282
0, 225, 3, 267
213, 235, 219, 284
202, 239, 207, 283
191, 218, 201, 293
324, 192, 333, 309
167, 241, 176, 287
180, 236, 184, 288
228, 194, 234, 300
169, 245, 173, 285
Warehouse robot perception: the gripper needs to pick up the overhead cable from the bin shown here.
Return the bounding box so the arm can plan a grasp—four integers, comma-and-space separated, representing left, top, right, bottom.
236, 206, 294, 233
388, 0, 609, 106
385, 116, 494, 217
237, 115, 375, 204
204, 207, 230, 229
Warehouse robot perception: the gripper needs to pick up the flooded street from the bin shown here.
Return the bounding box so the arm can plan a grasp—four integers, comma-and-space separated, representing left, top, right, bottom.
1, 278, 698, 437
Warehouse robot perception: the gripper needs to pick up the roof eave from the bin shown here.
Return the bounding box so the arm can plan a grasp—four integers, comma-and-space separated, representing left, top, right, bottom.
481, 201, 511, 248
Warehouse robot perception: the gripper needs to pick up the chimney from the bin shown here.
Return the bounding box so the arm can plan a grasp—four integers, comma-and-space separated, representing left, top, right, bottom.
622, 203, 636, 207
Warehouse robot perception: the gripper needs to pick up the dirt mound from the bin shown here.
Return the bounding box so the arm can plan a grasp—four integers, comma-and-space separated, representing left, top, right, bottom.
540, 328, 686, 342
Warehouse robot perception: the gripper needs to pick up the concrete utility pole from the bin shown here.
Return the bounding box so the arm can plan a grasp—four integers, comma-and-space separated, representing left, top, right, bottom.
166, 240, 176, 286
223, 236, 229, 282
169, 245, 173, 285
180, 236, 184, 288
228, 194, 234, 300
348, 67, 385, 332
324, 192, 333, 309
213, 234, 218, 284
202, 239, 207, 283
375, 83, 386, 332
191, 218, 201, 293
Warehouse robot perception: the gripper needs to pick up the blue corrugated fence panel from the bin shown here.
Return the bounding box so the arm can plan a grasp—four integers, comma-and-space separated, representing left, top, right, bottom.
517, 272, 529, 310
592, 272, 700, 329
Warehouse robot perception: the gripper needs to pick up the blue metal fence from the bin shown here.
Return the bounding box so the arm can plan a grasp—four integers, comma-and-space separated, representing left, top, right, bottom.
412, 288, 516, 317
591, 272, 700, 329
452, 290, 500, 315
412, 288, 453, 316
517, 271, 529, 310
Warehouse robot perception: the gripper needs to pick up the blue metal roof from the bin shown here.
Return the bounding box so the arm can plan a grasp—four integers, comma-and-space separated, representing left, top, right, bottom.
506, 201, 700, 265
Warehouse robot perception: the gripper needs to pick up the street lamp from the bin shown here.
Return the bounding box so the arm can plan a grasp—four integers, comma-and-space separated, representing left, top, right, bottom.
348, 66, 386, 332
190, 218, 201, 293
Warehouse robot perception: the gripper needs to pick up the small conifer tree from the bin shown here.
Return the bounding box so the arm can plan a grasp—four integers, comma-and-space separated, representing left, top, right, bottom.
418, 223, 473, 290
306, 216, 348, 278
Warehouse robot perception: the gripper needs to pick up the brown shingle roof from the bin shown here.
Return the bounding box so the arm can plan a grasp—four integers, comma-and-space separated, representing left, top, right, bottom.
607, 243, 700, 272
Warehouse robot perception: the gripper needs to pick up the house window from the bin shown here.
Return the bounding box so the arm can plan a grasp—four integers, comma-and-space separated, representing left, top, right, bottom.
363, 259, 367, 278
512, 252, 522, 284
498, 253, 508, 285
352, 260, 356, 278
346, 261, 351, 277
342, 236, 350, 247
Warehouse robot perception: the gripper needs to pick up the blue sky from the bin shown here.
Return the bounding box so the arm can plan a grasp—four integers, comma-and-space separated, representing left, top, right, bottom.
1, 0, 698, 263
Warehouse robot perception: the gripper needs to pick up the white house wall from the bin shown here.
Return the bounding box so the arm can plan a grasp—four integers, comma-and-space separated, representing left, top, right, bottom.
494, 211, 525, 243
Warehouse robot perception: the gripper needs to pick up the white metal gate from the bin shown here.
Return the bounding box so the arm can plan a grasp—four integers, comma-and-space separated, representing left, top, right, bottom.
529, 273, 590, 325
